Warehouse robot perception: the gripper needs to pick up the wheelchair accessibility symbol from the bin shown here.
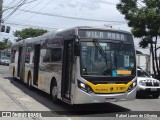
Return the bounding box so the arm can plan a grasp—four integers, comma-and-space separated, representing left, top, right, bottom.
112, 70, 117, 76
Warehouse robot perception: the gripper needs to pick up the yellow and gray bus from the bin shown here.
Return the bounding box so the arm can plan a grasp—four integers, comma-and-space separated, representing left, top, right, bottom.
9, 26, 137, 104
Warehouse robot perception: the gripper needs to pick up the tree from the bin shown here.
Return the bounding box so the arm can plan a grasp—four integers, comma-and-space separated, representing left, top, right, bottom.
13, 27, 48, 42
0, 38, 12, 50
117, 0, 160, 80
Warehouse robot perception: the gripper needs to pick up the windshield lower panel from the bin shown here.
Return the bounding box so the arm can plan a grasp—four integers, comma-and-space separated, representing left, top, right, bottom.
81, 41, 136, 77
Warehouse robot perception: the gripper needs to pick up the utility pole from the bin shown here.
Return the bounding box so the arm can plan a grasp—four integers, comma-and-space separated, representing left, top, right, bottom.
0, 0, 3, 27
0, 0, 3, 42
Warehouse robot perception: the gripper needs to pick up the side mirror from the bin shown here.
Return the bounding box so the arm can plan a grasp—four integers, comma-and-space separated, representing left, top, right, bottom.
74, 39, 80, 56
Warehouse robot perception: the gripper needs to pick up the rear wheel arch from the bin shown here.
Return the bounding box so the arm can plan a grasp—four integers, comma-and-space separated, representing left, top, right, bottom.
50, 77, 57, 94
50, 77, 59, 103
27, 71, 32, 81
13, 67, 15, 77
27, 71, 32, 89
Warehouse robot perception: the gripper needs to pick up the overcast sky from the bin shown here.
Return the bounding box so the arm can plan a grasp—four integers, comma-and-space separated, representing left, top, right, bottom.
1, 0, 159, 54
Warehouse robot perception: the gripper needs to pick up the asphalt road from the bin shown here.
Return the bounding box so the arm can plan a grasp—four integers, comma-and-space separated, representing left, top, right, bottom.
0, 65, 160, 120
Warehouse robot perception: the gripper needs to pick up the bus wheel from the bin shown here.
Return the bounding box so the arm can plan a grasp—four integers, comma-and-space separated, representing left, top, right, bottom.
51, 83, 59, 104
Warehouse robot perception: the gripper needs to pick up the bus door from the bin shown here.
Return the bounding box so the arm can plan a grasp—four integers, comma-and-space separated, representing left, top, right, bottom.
20, 45, 25, 81
33, 44, 40, 86
61, 40, 74, 102
17, 46, 22, 77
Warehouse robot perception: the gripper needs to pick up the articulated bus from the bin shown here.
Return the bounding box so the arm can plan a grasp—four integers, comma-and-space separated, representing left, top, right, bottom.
9, 26, 137, 104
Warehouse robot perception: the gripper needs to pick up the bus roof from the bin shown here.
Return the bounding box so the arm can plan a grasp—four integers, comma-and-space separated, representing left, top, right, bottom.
11, 26, 132, 46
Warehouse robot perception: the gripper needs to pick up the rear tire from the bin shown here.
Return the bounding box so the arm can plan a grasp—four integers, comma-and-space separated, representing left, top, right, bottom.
51, 83, 59, 104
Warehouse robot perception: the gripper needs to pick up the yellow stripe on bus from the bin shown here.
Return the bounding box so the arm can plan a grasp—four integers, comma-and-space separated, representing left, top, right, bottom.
117, 70, 131, 75
86, 81, 133, 93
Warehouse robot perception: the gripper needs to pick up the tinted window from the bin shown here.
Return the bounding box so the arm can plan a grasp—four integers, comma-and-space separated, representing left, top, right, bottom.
43, 48, 62, 63
25, 47, 31, 63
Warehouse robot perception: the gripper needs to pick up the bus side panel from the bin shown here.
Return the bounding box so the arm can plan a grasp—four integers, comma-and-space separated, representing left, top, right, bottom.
14, 51, 19, 78
20, 45, 26, 81
9, 64, 15, 76
24, 64, 31, 84
36, 42, 64, 96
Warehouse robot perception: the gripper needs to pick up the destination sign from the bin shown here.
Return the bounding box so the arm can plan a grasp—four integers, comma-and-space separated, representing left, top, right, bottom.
78, 30, 131, 41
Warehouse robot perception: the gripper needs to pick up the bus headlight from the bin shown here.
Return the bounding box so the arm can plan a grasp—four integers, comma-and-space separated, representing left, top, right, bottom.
77, 80, 93, 94
127, 80, 137, 92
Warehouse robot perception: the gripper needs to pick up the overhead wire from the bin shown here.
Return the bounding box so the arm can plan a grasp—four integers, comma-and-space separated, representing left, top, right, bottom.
4, 0, 13, 6
6, 0, 17, 7
6, 0, 40, 19
3, 0, 127, 32
2, 0, 16, 18
5, 21, 58, 30
3, 0, 39, 12
18, 0, 43, 21
3, 0, 120, 24
3, 0, 27, 21
6, 8, 127, 23
23, 0, 52, 22
102, 1, 116, 5
3, 0, 26, 19
3, 0, 23, 17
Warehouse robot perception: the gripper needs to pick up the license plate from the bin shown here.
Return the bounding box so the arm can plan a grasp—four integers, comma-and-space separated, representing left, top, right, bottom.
105, 98, 115, 102
151, 88, 157, 91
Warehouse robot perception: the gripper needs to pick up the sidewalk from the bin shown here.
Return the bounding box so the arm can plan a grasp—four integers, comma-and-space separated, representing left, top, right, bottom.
0, 75, 24, 111
0, 75, 71, 120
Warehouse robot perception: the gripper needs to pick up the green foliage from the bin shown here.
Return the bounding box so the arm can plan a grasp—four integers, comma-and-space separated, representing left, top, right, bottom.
117, 0, 160, 79
117, 0, 160, 39
117, 0, 160, 47
13, 27, 48, 42
139, 38, 149, 48
0, 38, 12, 50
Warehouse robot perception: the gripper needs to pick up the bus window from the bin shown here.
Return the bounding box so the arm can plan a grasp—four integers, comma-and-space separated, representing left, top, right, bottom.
41, 48, 62, 72
25, 47, 31, 63
11, 49, 16, 63
51, 48, 62, 62
43, 49, 50, 63
42, 48, 62, 63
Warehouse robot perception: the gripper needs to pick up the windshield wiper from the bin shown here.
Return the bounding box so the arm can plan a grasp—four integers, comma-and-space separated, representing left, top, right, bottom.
93, 39, 106, 59
114, 43, 123, 69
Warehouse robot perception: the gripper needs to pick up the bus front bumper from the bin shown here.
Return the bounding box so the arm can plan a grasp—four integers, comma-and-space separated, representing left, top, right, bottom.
73, 87, 137, 104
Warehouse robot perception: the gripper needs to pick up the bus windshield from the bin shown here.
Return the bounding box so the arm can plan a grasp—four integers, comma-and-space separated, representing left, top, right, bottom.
81, 41, 135, 77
